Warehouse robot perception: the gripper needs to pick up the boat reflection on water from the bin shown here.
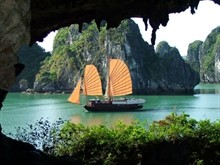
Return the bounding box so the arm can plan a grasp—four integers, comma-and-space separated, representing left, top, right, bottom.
70, 114, 104, 126
70, 112, 136, 127
70, 115, 81, 124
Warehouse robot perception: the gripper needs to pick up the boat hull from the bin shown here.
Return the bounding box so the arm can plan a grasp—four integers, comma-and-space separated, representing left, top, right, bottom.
83, 101, 143, 112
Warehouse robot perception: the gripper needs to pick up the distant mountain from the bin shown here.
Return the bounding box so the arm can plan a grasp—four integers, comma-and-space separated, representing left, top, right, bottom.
12, 21, 220, 94
32, 19, 199, 94
186, 26, 220, 83
154, 41, 199, 93
10, 44, 51, 92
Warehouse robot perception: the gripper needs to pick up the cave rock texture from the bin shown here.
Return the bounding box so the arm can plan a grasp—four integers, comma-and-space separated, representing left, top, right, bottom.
2, 0, 220, 110
2, 0, 218, 108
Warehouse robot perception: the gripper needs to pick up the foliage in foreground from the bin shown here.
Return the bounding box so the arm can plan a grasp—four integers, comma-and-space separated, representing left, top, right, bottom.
8, 117, 65, 151
10, 113, 220, 165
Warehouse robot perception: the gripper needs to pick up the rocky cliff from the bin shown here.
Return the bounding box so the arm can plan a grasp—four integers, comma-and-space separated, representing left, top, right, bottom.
32, 19, 199, 94
187, 26, 220, 83
186, 40, 203, 73
10, 44, 51, 92
154, 41, 199, 93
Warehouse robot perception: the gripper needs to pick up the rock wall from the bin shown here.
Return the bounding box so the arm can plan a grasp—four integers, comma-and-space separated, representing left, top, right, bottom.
0, 126, 79, 165
186, 40, 203, 73
187, 26, 220, 83
0, 0, 30, 92
214, 38, 220, 82
154, 41, 200, 94
32, 20, 199, 94
1, 0, 220, 108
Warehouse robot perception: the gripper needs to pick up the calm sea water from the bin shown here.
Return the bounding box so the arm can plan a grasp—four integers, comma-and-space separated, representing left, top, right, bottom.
0, 84, 220, 134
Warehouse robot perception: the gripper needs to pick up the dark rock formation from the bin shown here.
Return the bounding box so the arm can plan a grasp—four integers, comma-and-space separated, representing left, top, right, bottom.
32, 20, 199, 94
186, 40, 203, 73
215, 43, 220, 82
0, 126, 79, 165
0, 0, 31, 94
10, 44, 51, 92
30, 0, 200, 45
1, 0, 220, 108
200, 26, 220, 83
187, 26, 220, 83
0, 89, 8, 110
154, 41, 200, 94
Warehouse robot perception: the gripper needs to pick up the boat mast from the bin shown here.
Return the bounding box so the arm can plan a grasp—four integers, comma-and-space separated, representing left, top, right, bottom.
82, 74, 88, 104
106, 55, 111, 101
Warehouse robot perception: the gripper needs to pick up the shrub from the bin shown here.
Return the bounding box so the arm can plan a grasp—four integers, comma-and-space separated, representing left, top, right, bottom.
9, 113, 220, 165
9, 117, 65, 152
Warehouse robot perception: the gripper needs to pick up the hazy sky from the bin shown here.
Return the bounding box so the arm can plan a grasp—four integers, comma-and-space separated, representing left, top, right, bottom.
38, 1, 220, 56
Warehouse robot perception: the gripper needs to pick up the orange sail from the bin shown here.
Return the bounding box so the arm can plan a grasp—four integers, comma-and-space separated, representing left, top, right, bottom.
107, 59, 132, 97
68, 78, 82, 104
83, 65, 103, 96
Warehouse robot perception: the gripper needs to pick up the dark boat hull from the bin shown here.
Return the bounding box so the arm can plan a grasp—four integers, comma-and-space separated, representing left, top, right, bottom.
83, 102, 143, 112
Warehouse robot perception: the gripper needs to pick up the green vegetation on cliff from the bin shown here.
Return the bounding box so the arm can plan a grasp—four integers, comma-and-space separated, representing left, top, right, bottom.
201, 27, 220, 73
14, 19, 200, 93
186, 40, 203, 72
186, 26, 220, 83
35, 19, 146, 91
36, 25, 85, 87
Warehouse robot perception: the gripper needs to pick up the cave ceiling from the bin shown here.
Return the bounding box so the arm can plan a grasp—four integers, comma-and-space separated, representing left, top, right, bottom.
30, 0, 220, 46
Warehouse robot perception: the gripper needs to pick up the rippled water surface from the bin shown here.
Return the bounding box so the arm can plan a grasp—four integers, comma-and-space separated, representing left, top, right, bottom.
0, 84, 219, 134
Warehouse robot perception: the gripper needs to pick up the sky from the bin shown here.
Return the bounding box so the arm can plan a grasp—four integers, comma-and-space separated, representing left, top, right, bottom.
37, 1, 220, 56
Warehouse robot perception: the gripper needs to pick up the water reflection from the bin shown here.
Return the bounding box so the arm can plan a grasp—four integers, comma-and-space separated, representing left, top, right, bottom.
194, 84, 220, 94
195, 88, 220, 94
1, 88, 219, 134
70, 112, 135, 127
